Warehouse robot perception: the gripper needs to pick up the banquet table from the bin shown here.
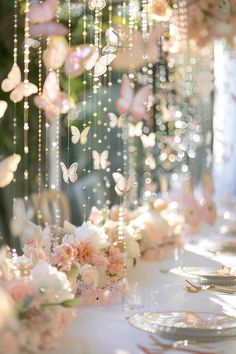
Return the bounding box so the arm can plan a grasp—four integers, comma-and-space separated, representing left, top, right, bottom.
46, 231, 236, 354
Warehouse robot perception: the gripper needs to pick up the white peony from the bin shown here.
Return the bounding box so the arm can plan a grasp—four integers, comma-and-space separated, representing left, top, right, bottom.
126, 236, 140, 259
31, 261, 73, 304
80, 264, 100, 288
75, 221, 110, 250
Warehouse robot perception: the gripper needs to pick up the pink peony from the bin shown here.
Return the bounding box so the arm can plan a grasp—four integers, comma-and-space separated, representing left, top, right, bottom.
73, 239, 96, 265
51, 244, 75, 272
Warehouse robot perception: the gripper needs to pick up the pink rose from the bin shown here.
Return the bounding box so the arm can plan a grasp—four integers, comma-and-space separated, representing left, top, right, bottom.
7, 279, 35, 303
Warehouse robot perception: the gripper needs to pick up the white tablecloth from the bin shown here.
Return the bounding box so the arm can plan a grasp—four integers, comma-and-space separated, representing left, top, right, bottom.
46, 234, 236, 354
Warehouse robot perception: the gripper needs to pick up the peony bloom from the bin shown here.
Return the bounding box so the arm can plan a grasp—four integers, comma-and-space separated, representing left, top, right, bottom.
31, 261, 73, 304
80, 264, 100, 288
51, 244, 75, 272
75, 221, 110, 250
73, 239, 96, 265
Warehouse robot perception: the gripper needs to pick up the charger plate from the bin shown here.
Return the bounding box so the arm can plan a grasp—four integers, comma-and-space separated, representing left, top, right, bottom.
127, 311, 236, 341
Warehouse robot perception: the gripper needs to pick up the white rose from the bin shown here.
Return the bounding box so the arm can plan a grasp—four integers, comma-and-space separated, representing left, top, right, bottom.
75, 221, 110, 250
31, 261, 73, 303
80, 264, 99, 288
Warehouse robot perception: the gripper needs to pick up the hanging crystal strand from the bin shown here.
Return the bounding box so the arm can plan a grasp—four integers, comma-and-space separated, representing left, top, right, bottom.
55, 0, 61, 226
82, 0, 88, 220
23, 0, 30, 204
37, 35, 43, 223
12, 0, 18, 207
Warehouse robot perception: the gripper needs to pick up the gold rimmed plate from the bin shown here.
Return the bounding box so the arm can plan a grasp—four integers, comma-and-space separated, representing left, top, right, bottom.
184, 267, 236, 286
127, 311, 236, 341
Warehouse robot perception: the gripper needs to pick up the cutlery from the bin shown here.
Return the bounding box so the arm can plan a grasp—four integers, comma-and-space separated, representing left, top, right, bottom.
185, 280, 236, 294
138, 335, 223, 354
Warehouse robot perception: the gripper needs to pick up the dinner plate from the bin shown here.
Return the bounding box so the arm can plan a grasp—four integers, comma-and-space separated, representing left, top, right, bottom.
127, 311, 236, 341
184, 267, 236, 286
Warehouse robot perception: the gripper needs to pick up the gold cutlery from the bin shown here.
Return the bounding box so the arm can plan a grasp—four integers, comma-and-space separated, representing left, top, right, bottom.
185, 280, 236, 294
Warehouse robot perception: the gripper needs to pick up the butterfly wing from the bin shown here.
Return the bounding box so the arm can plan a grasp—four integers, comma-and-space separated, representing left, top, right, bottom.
132, 86, 151, 121
60, 162, 69, 184
100, 150, 109, 169
68, 162, 78, 183
0, 154, 21, 188
30, 22, 68, 37
10, 198, 27, 237
116, 75, 133, 116
112, 172, 126, 196
80, 126, 90, 145
94, 54, 116, 76
0, 101, 8, 118
23, 82, 38, 98
43, 35, 69, 70
108, 112, 118, 128
29, 0, 57, 23
1, 64, 21, 93
71, 126, 81, 144
92, 150, 100, 170
84, 46, 99, 71
129, 121, 143, 138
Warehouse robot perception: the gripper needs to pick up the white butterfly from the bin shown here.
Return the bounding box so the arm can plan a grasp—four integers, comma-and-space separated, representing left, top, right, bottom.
92, 150, 109, 170
0, 154, 21, 188
140, 132, 156, 148
102, 28, 120, 54
108, 112, 124, 128
60, 162, 78, 184
10, 199, 35, 238
0, 101, 8, 118
129, 121, 143, 138
71, 125, 90, 145
1, 64, 38, 103
88, 0, 106, 10
85, 50, 116, 77
112, 172, 133, 196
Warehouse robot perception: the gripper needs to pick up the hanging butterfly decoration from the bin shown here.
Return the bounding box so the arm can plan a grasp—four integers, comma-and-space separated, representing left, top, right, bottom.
129, 121, 143, 138
29, 0, 68, 37
116, 75, 151, 121
112, 172, 133, 196
1, 64, 38, 103
43, 36, 99, 78
92, 150, 109, 170
71, 126, 90, 145
201, 170, 217, 225
112, 25, 160, 70
60, 162, 78, 184
0, 101, 8, 118
102, 28, 120, 54
0, 154, 21, 188
34, 71, 75, 121
88, 0, 106, 11
108, 112, 124, 128
84, 50, 116, 77
140, 133, 156, 148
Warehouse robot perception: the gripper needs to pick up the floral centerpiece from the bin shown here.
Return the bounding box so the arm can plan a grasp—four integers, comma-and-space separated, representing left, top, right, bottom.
128, 199, 184, 261
0, 247, 76, 353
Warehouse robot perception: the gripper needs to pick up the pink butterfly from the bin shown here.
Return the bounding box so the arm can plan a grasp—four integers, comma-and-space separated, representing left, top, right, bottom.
116, 75, 151, 121
112, 25, 159, 70
181, 179, 202, 234
1, 64, 38, 103
201, 170, 217, 225
34, 71, 75, 121
29, 0, 68, 37
112, 172, 133, 196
